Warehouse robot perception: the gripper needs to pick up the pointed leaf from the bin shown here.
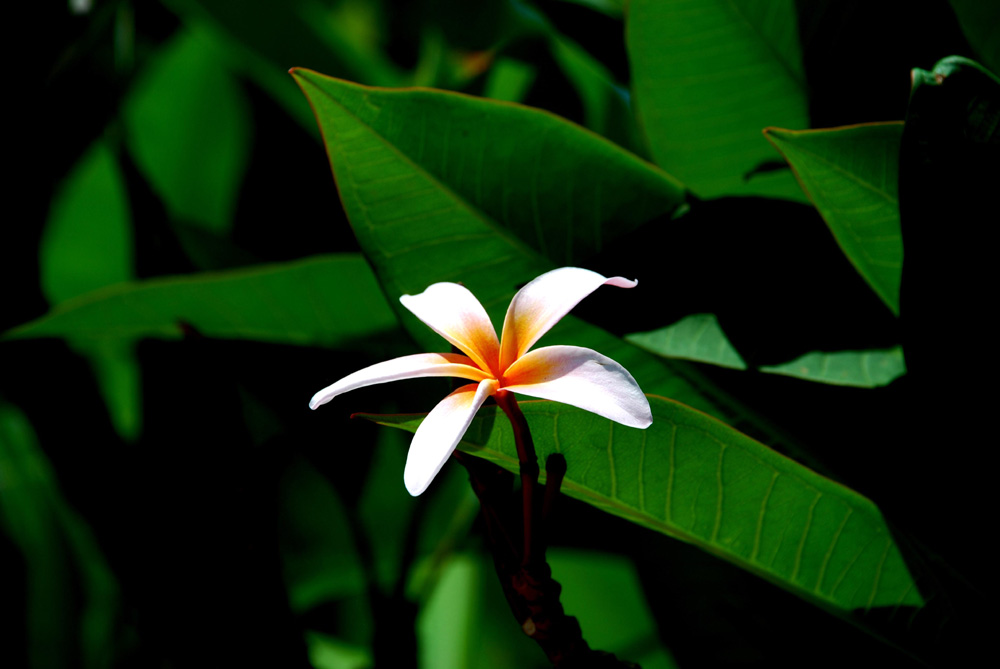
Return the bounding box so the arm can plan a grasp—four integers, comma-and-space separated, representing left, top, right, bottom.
4, 255, 397, 349
627, 0, 809, 200
124, 26, 251, 234
764, 123, 904, 315
760, 347, 906, 388
290, 70, 745, 422
627, 314, 747, 370
360, 397, 923, 618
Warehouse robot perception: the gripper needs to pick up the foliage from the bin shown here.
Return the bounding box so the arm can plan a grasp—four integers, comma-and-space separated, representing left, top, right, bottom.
6, 1, 994, 667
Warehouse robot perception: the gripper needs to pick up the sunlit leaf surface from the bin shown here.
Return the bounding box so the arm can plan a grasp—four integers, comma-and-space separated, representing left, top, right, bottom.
628, 0, 809, 200
362, 398, 923, 614
765, 123, 904, 315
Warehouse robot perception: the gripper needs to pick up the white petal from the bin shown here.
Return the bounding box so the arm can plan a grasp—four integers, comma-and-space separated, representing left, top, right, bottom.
501, 345, 652, 428
399, 282, 501, 376
499, 267, 637, 370
309, 352, 491, 410
404, 378, 498, 496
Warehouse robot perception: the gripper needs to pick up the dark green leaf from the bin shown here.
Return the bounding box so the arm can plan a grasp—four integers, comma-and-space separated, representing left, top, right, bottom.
0, 402, 121, 669
949, 1, 1000, 74
764, 123, 904, 315
124, 26, 251, 234
5, 255, 397, 349
361, 398, 923, 615
41, 140, 141, 440
42, 140, 132, 304
627, 0, 809, 200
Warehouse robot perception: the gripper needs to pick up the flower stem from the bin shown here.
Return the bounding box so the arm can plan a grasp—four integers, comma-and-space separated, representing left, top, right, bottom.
495, 389, 540, 566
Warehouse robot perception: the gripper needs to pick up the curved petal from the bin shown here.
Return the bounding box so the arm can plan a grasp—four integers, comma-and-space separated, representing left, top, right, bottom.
309, 353, 491, 410
404, 378, 498, 496
400, 282, 501, 376
501, 345, 652, 428
499, 267, 637, 370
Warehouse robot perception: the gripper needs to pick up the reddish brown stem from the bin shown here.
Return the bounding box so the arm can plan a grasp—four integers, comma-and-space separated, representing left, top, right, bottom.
495, 389, 540, 566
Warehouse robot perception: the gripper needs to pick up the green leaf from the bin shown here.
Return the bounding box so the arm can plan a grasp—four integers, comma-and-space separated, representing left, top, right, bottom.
123, 25, 251, 234
0, 402, 121, 669
626, 314, 748, 370
41, 140, 141, 441
42, 140, 132, 304
627, 0, 809, 200
949, 0, 1000, 74
291, 69, 685, 271
278, 456, 365, 611
628, 314, 906, 388
550, 549, 679, 668
290, 71, 740, 422
361, 397, 923, 616
5, 255, 397, 349
482, 57, 536, 102
760, 347, 906, 388
764, 123, 904, 315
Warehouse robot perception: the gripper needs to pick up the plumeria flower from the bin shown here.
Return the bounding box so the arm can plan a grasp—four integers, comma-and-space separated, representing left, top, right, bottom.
310, 267, 652, 496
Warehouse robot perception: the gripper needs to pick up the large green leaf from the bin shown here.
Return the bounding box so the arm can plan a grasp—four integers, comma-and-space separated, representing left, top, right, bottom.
628, 314, 907, 388
4, 255, 397, 348
124, 25, 251, 235
361, 398, 923, 616
627, 0, 809, 200
290, 70, 748, 422
764, 123, 904, 315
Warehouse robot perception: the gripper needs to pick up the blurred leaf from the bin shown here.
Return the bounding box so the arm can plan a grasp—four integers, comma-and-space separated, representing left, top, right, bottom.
278, 456, 366, 611
414, 552, 547, 669
764, 123, 904, 315
163, 0, 402, 133
627, 314, 747, 370
550, 35, 646, 156
124, 25, 251, 235
306, 631, 372, 669
291, 71, 745, 422
40, 140, 141, 440
362, 398, 924, 616
628, 314, 906, 387
759, 347, 906, 388
5, 255, 398, 349
627, 0, 809, 200
948, 1, 1000, 74
551, 0, 624, 18
482, 57, 536, 102
42, 140, 132, 304
0, 401, 121, 669
550, 549, 679, 668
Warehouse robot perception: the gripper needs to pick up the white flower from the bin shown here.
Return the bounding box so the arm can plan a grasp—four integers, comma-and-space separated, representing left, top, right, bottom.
310, 267, 652, 495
